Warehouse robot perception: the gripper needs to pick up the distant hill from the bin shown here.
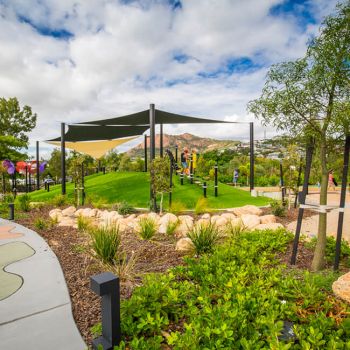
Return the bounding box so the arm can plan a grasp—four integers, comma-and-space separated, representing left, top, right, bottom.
128, 133, 240, 158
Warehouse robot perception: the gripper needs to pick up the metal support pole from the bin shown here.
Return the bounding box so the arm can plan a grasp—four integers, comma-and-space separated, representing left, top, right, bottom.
249, 122, 255, 191
190, 156, 193, 184
91, 273, 121, 350
334, 135, 350, 270
144, 134, 148, 172
280, 161, 285, 203
175, 145, 178, 163
81, 162, 85, 206
25, 166, 28, 193
61, 123, 66, 195
290, 140, 314, 265
149, 104, 156, 211
160, 123, 163, 157
36, 141, 40, 190
28, 172, 32, 192
203, 181, 207, 198
169, 159, 173, 207
9, 203, 14, 220
214, 162, 218, 197
98, 160, 101, 173
294, 158, 303, 209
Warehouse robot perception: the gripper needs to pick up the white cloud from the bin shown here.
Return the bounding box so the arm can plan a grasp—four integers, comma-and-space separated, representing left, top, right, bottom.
0, 0, 340, 158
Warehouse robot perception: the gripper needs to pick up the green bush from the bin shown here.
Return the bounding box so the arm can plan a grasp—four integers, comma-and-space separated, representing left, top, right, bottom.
187, 222, 220, 255
194, 197, 208, 215
117, 201, 136, 215
90, 226, 120, 264
165, 220, 179, 236
17, 194, 31, 212
270, 200, 286, 217
51, 194, 68, 207
137, 217, 157, 240
34, 217, 47, 230
91, 228, 350, 349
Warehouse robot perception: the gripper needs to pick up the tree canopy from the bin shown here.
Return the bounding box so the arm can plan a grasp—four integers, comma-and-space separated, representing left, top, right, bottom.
0, 97, 37, 160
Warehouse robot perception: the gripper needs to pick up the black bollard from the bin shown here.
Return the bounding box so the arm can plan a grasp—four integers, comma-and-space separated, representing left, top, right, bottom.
169, 161, 173, 207
175, 145, 178, 163
180, 171, 184, 185
190, 157, 193, 184
90, 272, 121, 350
203, 181, 207, 198
47, 183, 50, 192
214, 163, 218, 197
9, 203, 14, 220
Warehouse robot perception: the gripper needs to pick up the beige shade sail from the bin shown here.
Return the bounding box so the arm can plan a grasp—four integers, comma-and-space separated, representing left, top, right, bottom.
47, 136, 138, 159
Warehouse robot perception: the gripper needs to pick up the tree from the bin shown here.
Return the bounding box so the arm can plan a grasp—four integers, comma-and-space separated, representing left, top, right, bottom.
150, 156, 170, 213
248, 1, 350, 271
0, 97, 37, 160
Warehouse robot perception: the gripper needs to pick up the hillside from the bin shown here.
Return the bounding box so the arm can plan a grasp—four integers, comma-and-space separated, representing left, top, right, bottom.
128, 133, 240, 158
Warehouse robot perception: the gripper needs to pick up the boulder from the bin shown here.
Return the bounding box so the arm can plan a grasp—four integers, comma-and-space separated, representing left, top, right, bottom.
49, 209, 62, 221
175, 238, 194, 252
124, 214, 136, 222
88, 208, 99, 217
241, 214, 261, 230
148, 212, 160, 223
81, 208, 92, 217
215, 217, 228, 229
221, 213, 236, 221
62, 206, 76, 217
58, 218, 76, 227
254, 223, 284, 230
210, 215, 221, 224
159, 213, 178, 226
74, 208, 84, 217
201, 213, 211, 221
231, 205, 263, 217
175, 216, 194, 238
333, 272, 350, 303
196, 219, 211, 227
260, 215, 277, 224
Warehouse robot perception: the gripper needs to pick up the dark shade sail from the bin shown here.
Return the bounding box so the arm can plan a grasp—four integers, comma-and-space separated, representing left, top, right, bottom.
78, 109, 232, 126
47, 124, 149, 142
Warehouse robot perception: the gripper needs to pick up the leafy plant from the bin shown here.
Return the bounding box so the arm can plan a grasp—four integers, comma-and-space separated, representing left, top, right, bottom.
270, 200, 286, 217
77, 215, 91, 232
137, 217, 157, 240
51, 194, 68, 207
34, 217, 47, 230
194, 197, 209, 215
117, 201, 135, 215
169, 201, 186, 214
17, 194, 31, 212
187, 222, 220, 255
90, 226, 121, 264
165, 219, 179, 236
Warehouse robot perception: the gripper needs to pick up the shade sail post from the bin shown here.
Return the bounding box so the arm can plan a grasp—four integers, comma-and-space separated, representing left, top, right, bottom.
61, 123, 66, 195
36, 141, 40, 190
334, 135, 350, 270
160, 124, 163, 157
149, 104, 156, 211
249, 122, 254, 191
144, 135, 148, 172
291, 139, 314, 265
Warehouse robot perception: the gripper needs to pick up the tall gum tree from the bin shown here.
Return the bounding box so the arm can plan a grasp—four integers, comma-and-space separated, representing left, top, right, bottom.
248, 1, 350, 271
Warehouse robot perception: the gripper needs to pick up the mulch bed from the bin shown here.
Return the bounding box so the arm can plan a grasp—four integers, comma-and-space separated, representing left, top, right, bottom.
15, 205, 325, 347
16, 206, 184, 345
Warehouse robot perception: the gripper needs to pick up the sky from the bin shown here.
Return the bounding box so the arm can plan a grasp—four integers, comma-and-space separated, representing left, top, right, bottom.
0, 0, 340, 158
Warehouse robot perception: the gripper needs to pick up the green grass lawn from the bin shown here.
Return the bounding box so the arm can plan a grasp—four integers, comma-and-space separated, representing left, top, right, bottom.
29, 172, 270, 209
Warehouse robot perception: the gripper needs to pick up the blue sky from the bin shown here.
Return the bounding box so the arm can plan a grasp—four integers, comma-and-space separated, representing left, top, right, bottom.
0, 0, 340, 157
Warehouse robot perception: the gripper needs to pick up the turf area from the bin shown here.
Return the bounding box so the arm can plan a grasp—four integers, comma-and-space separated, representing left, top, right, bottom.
29, 172, 270, 209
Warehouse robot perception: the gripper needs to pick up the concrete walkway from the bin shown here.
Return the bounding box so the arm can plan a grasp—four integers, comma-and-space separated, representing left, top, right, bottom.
287, 191, 350, 240
0, 219, 86, 350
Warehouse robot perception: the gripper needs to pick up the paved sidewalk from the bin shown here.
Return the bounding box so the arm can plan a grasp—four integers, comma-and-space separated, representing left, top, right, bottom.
0, 219, 86, 350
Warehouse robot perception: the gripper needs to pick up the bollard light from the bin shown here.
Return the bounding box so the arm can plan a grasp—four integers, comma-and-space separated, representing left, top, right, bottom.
9, 203, 14, 220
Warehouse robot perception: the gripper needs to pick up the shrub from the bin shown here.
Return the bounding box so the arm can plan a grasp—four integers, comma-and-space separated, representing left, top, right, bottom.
117, 201, 136, 215
77, 215, 91, 232
17, 194, 31, 212
90, 226, 121, 264
187, 222, 220, 255
51, 194, 68, 207
137, 217, 157, 240
166, 219, 179, 236
270, 200, 286, 217
194, 197, 208, 215
34, 217, 47, 230
169, 201, 186, 214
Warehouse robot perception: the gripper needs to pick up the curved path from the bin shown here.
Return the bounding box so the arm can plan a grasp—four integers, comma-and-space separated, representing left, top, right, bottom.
0, 219, 86, 350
